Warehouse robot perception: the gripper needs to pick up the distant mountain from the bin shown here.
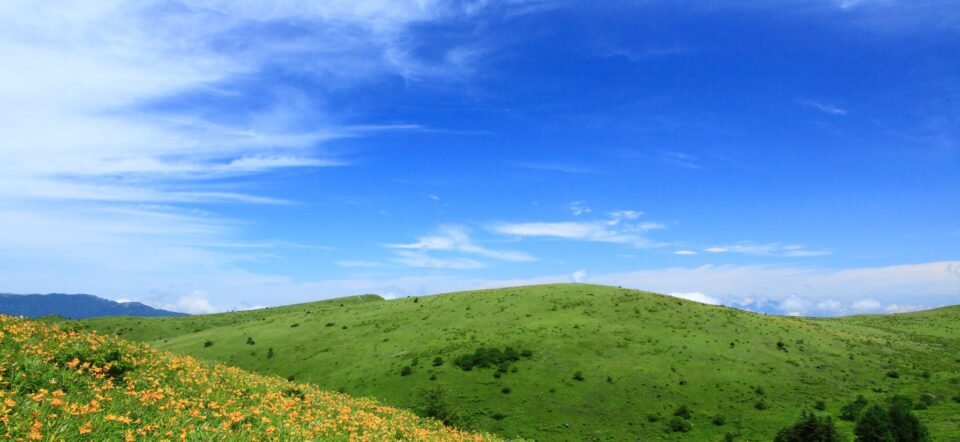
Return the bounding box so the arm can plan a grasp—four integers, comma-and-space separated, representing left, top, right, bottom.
0, 293, 186, 319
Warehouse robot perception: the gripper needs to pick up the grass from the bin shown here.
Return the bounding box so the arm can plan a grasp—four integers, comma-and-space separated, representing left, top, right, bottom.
79, 284, 960, 441
0, 314, 505, 441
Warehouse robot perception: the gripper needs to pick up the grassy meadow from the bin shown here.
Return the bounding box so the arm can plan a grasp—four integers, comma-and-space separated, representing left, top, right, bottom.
78, 284, 960, 441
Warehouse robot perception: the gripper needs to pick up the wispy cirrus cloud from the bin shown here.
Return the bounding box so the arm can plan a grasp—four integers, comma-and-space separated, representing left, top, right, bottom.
800, 99, 848, 115
491, 211, 665, 247
513, 162, 595, 174
0, 0, 514, 303
704, 243, 830, 257
387, 225, 536, 269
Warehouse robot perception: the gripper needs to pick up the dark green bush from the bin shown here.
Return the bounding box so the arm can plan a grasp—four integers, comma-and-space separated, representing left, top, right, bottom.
814, 400, 827, 411
712, 416, 725, 426
418, 384, 461, 427
774, 411, 841, 442
841, 395, 870, 421
755, 401, 767, 410
432, 357, 444, 366
203, 340, 213, 347
454, 346, 523, 371
674, 405, 691, 419
401, 366, 413, 376
668, 417, 691, 433
854, 397, 930, 442
572, 371, 584, 381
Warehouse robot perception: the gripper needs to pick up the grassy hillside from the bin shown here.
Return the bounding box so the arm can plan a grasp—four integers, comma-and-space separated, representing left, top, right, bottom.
80, 284, 960, 441
0, 314, 503, 441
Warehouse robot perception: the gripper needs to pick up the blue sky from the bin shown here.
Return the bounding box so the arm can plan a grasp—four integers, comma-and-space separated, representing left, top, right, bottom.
1, 0, 958, 315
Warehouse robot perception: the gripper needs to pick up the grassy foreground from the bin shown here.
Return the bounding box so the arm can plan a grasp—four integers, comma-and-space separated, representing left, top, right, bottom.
0, 314, 504, 441
82, 284, 960, 441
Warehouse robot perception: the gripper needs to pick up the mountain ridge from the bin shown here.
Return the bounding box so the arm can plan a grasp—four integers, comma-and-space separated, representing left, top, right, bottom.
0, 292, 186, 319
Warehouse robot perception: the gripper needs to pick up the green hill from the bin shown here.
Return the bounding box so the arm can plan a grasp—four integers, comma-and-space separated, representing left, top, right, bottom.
79, 284, 960, 441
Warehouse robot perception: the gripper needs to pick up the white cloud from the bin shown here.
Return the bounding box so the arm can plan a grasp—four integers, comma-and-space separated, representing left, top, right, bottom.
801, 99, 848, 115
491, 211, 663, 248
175, 298, 217, 315
883, 304, 926, 314
388, 225, 536, 263
571, 269, 588, 283
779, 295, 811, 316
668, 291, 720, 305
674, 250, 698, 255
0, 0, 510, 303
851, 298, 882, 311
816, 299, 843, 312
513, 162, 594, 174
391, 250, 486, 270
335, 260, 386, 268
569, 201, 591, 216
703, 243, 830, 257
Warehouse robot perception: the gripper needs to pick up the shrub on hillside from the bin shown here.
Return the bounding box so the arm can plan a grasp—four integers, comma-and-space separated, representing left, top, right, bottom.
453, 346, 526, 371
572, 371, 585, 381
432, 356, 444, 366
854, 396, 930, 442
418, 384, 462, 427
773, 411, 841, 442
668, 416, 692, 433
840, 395, 870, 421
400, 366, 413, 376
203, 340, 214, 347
674, 405, 691, 419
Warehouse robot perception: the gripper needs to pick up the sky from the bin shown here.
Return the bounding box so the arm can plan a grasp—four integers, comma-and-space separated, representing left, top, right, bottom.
0, 0, 958, 316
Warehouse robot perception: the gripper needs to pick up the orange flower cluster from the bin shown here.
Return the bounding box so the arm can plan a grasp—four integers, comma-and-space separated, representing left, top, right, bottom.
0, 315, 506, 441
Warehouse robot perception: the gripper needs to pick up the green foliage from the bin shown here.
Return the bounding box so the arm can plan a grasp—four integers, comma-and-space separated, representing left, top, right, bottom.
400, 366, 413, 376
755, 401, 767, 410
453, 346, 525, 371
432, 356, 444, 366
841, 395, 870, 421
854, 396, 930, 442
418, 383, 462, 427
674, 404, 691, 419
203, 340, 213, 347
668, 416, 692, 432
773, 411, 841, 442
246, 336, 255, 345
572, 371, 584, 381
814, 400, 827, 411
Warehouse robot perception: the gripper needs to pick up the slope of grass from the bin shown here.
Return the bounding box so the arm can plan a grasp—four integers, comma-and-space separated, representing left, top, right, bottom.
0, 314, 504, 441
80, 284, 960, 441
